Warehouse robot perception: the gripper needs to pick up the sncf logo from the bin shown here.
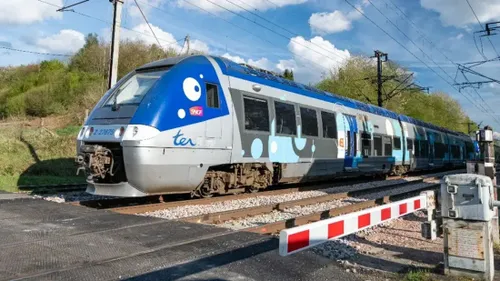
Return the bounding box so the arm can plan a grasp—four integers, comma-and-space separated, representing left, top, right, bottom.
189, 106, 203, 116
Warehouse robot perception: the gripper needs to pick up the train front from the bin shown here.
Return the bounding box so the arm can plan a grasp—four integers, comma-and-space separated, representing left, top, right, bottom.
75, 56, 231, 197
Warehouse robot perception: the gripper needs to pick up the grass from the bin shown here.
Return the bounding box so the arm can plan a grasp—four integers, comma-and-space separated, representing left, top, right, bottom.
402, 270, 433, 281
0, 123, 86, 192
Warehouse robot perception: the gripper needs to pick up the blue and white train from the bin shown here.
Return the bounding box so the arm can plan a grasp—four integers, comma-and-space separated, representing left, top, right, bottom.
76, 55, 476, 197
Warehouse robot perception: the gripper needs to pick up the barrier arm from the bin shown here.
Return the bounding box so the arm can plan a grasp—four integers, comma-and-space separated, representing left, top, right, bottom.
279, 191, 435, 256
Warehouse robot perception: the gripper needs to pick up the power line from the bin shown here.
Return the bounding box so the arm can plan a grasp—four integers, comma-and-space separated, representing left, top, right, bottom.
179, 0, 331, 74
36, 0, 182, 47
367, 0, 495, 117
202, 0, 349, 63
384, 0, 457, 66
132, 0, 163, 48
344, 0, 500, 126
222, 0, 349, 62
465, 0, 500, 58
0, 46, 73, 57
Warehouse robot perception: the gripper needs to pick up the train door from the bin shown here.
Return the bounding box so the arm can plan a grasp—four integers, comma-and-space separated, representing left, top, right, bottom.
427, 132, 434, 166
344, 114, 358, 170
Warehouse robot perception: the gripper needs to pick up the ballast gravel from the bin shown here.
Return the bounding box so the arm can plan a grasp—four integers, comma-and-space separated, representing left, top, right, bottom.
141, 176, 424, 220
217, 181, 434, 230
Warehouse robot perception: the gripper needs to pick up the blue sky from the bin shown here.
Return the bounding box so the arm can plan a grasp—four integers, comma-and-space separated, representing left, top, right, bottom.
1, 0, 500, 129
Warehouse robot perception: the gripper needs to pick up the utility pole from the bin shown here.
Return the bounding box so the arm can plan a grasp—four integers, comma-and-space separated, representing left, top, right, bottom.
372, 50, 388, 107
108, 0, 123, 90
185, 35, 190, 55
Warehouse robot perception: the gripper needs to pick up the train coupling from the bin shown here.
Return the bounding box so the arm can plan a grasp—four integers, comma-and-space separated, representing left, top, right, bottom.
77, 145, 115, 179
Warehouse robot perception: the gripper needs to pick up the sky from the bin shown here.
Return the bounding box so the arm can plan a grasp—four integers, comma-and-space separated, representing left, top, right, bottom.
1, 0, 500, 130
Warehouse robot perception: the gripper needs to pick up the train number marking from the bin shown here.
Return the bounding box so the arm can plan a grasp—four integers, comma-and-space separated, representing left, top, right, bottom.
173, 130, 196, 147
189, 106, 203, 116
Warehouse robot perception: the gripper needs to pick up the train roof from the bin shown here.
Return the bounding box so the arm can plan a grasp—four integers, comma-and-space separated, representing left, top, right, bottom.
137, 55, 470, 139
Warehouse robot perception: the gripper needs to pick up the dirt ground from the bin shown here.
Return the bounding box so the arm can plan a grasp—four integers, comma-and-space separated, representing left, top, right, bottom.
337, 212, 500, 280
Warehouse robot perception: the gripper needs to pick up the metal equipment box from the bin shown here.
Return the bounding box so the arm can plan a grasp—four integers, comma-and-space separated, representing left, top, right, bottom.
441, 174, 494, 221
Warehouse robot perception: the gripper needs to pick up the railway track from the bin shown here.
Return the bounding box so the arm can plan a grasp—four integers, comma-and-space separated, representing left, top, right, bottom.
242, 181, 439, 235
179, 179, 431, 225
82, 175, 423, 214
70, 174, 407, 212
62, 169, 460, 215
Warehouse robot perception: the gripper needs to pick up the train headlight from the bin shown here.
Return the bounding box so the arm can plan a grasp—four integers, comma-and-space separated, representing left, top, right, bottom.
114, 127, 125, 138
133, 126, 139, 136
79, 127, 86, 137
85, 127, 94, 138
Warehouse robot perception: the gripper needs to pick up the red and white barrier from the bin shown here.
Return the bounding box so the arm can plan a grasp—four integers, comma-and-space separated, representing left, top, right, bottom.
279, 193, 430, 256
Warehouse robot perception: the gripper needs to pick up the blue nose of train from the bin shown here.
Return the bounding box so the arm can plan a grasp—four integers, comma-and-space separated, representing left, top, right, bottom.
130, 56, 230, 132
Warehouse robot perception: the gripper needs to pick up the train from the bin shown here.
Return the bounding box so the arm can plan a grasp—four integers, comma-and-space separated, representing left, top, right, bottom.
75, 55, 476, 198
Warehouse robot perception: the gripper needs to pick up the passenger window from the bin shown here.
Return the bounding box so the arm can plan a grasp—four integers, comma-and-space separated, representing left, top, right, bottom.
361, 132, 371, 156
300, 107, 318, 136
393, 136, 401, 150
373, 135, 382, 156
321, 111, 337, 139
407, 138, 413, 151
383, 136, 392, 156
244, 96, 269, 132
274, 101, 296, 135
206, 83, 219, 108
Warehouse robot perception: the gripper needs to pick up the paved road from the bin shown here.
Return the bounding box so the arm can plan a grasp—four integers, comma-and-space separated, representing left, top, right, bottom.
0, 196, 363, 281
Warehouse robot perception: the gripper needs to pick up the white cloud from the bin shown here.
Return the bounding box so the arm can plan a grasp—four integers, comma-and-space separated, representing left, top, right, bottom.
176, 0, 308, 13
420, 0, 500, 27
0, 0, 62, 25
121, 23, 210, 53
222, 53, 246, 64
224, 36, 350, 84
308, 3, 366, 35
286, 36, 350, 82
36, 29, 85, 53
309, 11, 352, 34
222, 53, 274, 70
455, 33, 464, 40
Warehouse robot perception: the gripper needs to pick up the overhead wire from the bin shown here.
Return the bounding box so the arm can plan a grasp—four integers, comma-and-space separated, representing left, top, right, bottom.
132, 0, 163, 48
465, 0, 500, 58
36, 0, 183, 48
344, 0, 500, 125
0, 46, 73, 57
222, 0, 350, 62
202, 0, 350, 63
367, 0, 495, 116
180, 0, 335, 73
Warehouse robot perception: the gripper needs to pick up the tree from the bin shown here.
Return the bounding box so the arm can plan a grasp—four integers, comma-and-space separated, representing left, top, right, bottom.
316, 56, 472, 134
283, 69, 294, 81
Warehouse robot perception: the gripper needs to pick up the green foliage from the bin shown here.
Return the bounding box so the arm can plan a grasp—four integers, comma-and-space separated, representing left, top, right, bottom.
402, 270, 433, 281
0, 35, 475, 136
0, 33, 179, 120
317, 57, 473, 134
283, 69, 294, 81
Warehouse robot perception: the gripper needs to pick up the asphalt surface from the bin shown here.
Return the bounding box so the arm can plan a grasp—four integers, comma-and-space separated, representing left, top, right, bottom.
0, 196, 363, 281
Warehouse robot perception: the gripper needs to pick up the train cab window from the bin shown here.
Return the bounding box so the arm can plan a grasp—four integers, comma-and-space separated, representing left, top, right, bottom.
274, 101, 297, 135
300, 107, 318, 137
383, 136, 392, 156
321, 111, 337, 139
206, 83, 219, 108
243, 96, 269, 132
393, 136, 401, 150
373, 135, 382, 156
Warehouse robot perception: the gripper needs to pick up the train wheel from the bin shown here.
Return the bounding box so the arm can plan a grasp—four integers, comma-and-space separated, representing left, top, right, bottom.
246, 186, 259, 193
197, 185, 213, 198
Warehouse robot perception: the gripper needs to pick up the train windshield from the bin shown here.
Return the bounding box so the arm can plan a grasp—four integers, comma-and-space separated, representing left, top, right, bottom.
105, 70, 167, 106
